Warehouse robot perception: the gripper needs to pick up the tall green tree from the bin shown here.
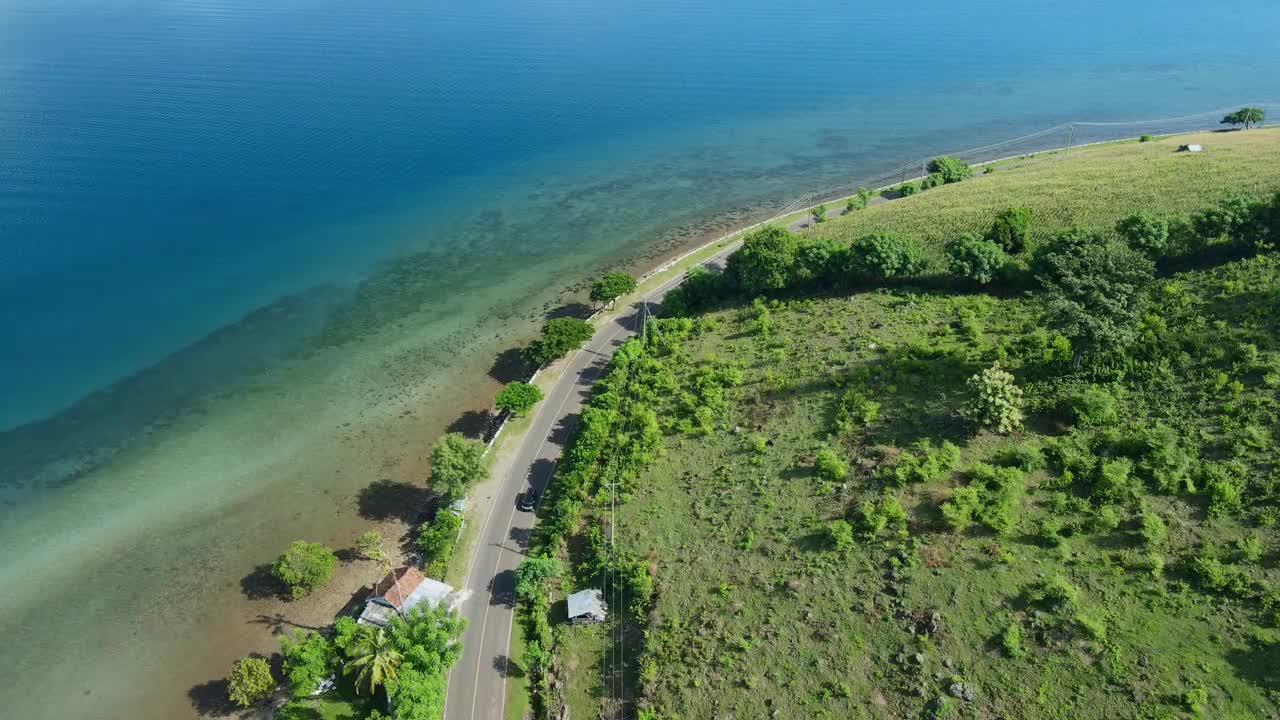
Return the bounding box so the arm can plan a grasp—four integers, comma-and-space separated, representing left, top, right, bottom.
986, 208, 1032, 254
272, 541, 337, 599
343, 625, 403, 696
589, 271, 637, 307
515, 557, 563, 601
428, 432, 487, 502
494, 381, 543, 415
1035, 230, 1154, 367
525, 317, 594, 364
384, 604, 467, 720
279, 629, 338, 698
1220, 107, 1266, 129
726, 225, 798, 293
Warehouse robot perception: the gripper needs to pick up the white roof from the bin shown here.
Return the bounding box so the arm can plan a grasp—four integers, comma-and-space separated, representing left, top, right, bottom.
567, 588, 607, 622
358, 577, 456, 626
1185, 144, 1202, 152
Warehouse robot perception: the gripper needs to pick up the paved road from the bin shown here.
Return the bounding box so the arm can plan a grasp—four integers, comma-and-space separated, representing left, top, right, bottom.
443, 243, 738, 720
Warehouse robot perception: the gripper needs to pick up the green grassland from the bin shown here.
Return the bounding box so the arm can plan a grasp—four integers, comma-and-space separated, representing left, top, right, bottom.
805, 127, 1280, 265
529, 128, 1280, 720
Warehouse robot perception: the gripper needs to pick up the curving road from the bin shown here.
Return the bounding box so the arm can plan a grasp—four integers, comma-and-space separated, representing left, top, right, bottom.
443, 242, 739, 720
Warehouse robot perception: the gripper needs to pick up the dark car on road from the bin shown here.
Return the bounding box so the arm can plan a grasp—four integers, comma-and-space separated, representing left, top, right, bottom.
517, 490, 539, 512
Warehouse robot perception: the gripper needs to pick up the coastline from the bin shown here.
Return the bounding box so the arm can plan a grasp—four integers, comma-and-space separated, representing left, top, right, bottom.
2, 120, 1267, 720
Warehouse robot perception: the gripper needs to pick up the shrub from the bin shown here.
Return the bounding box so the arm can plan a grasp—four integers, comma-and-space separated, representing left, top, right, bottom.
1235, 534, 1264, 563
1001, 622, 1025, 658
273, 541, 337, 599
811, 204, 827, 224
1139, 134, 1154, 143
1135, 423, 1195, 493
833, 388, 880, 432
963, 364, 1024, 434
883, 440, 961, 485
514, 557, 563, 601
227, 656, 274, 707
827, 519, 855, 551
1027, 576, 1080, 610
1065, 385, 1118, 426
1038, 516, 1067, 548
986, 208, 1032, 254
927, 155, 974, 184
1190, 552, 1251, 594
526, 317, 594, 364
1093, 458, 1137, 503
946, 233, 1008, 284
1206, 471, 1243, 518
921, 172, 947, 190
815, 448, 849, 481
997, 441, 1045, 471
1074, 609, 1108, 641
896, 182, 919, 197
941, 486, 982, 531
854, 493, 908, 540
1183, 687, 1208, 714
1093, 505, 1121, 533
1138, 508, 1167, 547
846, 231, 928, 279
1116, 210, 1170, 256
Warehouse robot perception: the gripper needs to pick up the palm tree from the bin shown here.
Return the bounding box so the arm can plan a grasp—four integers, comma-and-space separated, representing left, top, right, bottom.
343, 625, 402, 695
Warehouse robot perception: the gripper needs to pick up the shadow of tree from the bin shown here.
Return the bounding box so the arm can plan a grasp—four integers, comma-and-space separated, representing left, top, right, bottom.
526, 457, 558, 493
494, 654, 524, 679
249, 613, 324, 635
357, 479, 433, 524
547, 412, 580, 446
446, 409, 496, 440
547, 301, 593, 320
509, 525, 533, 551
489, 568, 517, 608
1227, 636, 1280, 693
240, 563, 286, 601
490, 346, 532, 384
187, 678, 236, 717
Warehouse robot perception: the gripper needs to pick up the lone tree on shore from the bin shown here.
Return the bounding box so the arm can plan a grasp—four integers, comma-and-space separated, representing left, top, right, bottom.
727, 225, 798, 293
589, 271, 637, 308
1221, 107, 1266, 130
273, 540, 338, 599
494, 381, 543, 416
227, 656, 275, 707
525, 317, 594, 365
428, 432, 487, 502
927, 155, 974, 184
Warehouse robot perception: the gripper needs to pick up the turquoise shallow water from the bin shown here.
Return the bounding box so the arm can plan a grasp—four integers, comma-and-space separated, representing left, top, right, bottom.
2, 0, 1280, 717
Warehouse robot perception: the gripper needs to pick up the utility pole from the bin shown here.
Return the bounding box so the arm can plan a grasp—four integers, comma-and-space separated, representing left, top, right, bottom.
1065, 123, 1075, 153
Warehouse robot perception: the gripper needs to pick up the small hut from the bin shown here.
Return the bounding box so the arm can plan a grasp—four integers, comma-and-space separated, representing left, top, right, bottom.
567, 588, 607, 624
358, 566, 456, 626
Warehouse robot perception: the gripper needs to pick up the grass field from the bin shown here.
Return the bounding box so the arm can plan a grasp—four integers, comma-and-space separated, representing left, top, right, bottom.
540, 128, 1280, 720
802, 127, 1280, 267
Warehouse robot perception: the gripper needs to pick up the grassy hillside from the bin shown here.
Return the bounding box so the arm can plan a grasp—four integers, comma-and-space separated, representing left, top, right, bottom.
526, 129, 1280, 720
804, 127, 1280, 266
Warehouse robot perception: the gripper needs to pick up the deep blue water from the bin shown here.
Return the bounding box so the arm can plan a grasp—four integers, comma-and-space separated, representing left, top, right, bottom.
3, 0, 1279, 431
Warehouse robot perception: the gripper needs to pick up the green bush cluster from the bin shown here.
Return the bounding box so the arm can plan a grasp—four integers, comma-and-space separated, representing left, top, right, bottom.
946, 233, 1008, 284
814, 447, 849, 482
852, 493, 908, 540
963, 364, 1024, 434
846, 231, 928, 279
833, 387, 880, 433
940, 463, 1025, 535
272, 541, 337, 599
986, 207, 1032, 254
882, 439, 961, 485
417, 510, 463, 576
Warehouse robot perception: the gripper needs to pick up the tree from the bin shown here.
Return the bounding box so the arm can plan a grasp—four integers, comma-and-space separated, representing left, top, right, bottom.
428, 432, 486, 502
1192, 193, 1269, 251
494, 381, 543, 415
279, 629, 337, 698
986, 208, 1032, 254
1035, 231, 1154, 367
417, 509, 463, 575
355, 530, 389, 566
343, 625, 403, 696
726, 225, 798, 293
383, 604, 466, 720
272, 541, 337, 599
1220, 107, 1266, 130
514, 557, 563, 601
792, 237, 844, 286
1115, 211, 1169, 255
946, 233, 1008, 284
525, 317, 594, 364
811, 204, 827, 224
845, 231, 928, 279
927, 155, 974, 184
589, 271, 637, 307
227, 656, 274, 707
963, 364, 1024, 434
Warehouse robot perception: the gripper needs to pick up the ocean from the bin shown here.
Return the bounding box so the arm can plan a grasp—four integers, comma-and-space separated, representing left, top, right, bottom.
2, 0, 1278, 717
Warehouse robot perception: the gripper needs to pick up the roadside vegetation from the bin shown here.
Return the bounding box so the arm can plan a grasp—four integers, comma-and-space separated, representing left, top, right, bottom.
528, 127, 1280, 719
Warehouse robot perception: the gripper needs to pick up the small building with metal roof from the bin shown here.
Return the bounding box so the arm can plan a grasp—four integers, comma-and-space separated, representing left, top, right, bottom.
567, 588, 607, 624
